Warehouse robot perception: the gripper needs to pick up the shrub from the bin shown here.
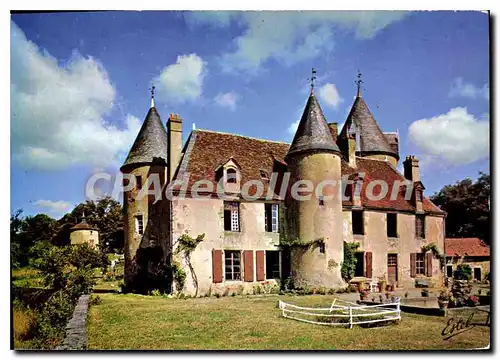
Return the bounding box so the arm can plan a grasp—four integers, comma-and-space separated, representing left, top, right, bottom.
13, 307, 37, 341
90, 294, 102, 306
237, 285, 244, 296
341, 241, 360, 282
150, 289, 162, 296
223, 288, 230, 297
467, 295, 479, 307
171, 262, 187, 291
421, 289, 430, 297
69, 244, 104, 269
215, 293, 221, 298
327, 288, 335, 295
282, 276, 295, 292
231, 292, 236, 297
454, 264, 472, 280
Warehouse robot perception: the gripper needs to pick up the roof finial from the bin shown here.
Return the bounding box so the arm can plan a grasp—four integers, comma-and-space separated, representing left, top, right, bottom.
308, 68, 317, 94
355, 70, 363, 97
82, 211, 86, 222
150, 84, 156, 108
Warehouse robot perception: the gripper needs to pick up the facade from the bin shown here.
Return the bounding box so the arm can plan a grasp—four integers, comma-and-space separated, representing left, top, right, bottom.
121, 85, 446, 295
445, 238, 490, 282
70, 219, 99, 248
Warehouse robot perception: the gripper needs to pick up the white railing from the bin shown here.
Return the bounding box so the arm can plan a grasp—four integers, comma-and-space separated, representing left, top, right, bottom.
278, 298, 401, 328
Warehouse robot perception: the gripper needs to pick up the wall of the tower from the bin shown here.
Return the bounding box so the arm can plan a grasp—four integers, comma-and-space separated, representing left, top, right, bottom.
285, 152, 345, 288
122, 163, 171, 293
70, 229, 99, 248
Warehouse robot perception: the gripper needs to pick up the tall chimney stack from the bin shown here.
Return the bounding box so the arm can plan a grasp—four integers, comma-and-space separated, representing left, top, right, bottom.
167, 113, 183, 182
403, 155, 420, 182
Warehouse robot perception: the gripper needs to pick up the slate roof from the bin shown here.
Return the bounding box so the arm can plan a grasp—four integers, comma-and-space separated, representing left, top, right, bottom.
121, 107, 169, 170
445, 238, 490, 257
338, 96, 398, 159
286, 93, 340, 159
174, 129, 445, 215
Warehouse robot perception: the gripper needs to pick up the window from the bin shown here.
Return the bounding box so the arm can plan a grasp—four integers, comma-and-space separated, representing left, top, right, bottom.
135, 214, 144, 235
446, 265, 453, 278
224, 202, 240, 232
354, 252, 364, 277
415, 190, 422, 201
352, 210, 364, 235
354, 179, 362, 197
265, 251, 280, 279
416, 253, 425, 275
318, 242, 325, 254
387, 213, 398, 238
415, 214, 425, 238
319, 196, 324, 206
226, 168, 237, 183
264, 204, 279, 233
260, 169, 269, 180
136, 175, 142, 190
224, 250, 241, 280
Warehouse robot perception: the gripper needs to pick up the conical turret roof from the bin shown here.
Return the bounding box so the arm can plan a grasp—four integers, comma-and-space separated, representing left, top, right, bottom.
339, 95, 398, 158
286, 93, 340, 159
121, 106, 169, 170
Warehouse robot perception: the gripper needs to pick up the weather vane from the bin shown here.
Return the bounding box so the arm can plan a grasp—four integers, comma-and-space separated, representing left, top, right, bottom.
150, 84, 156, 98
355, 70, 363, 97
309, 68, 317, 93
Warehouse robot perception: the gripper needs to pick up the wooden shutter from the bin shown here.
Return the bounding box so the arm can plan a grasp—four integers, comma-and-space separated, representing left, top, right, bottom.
243, 250, 254, 282
426, 252, 433, 277
256, 250, 265, 281
364, 252, 373, 278
410, 253, 416, 278
212, 249, 223, 283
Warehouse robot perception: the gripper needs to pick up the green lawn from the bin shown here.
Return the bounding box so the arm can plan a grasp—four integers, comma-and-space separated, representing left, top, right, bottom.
88, 294, 490, 350
12, 268, 44, 288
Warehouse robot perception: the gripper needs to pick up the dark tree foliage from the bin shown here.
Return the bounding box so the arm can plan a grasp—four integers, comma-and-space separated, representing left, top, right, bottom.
430, 172, 490, 244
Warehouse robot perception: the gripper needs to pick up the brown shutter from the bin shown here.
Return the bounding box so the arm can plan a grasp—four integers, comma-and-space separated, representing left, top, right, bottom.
426, 252, 433, 277
212, 249, 223, 283
365, 252, 373, 278
243, 250, 254, 282
410, 253, 416, 278
256, 250, 265, 281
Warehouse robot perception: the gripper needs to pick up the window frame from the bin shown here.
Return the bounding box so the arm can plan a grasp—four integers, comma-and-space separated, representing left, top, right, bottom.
265, 250, 281, 280
135, 214, 144, 235
264, 203, 279, 233
387, 213, 398, 238
415, 214, 426, 239
352, 210, 365, 236
226, 168, 237, 184
224, 250, 242, 281
415, 253, 425, 275
224, 201, 240, 232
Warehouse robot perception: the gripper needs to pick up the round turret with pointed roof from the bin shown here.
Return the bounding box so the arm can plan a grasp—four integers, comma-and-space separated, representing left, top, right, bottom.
286, 92, 341, 160
338, 84, 399, 160
120, 93, 169, 171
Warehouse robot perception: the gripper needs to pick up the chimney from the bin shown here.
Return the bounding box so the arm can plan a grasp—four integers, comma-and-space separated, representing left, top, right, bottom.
403, 155, 420, 183
167, 113, 183, 182
347, 123, 357, 168
328, 122, 338, 142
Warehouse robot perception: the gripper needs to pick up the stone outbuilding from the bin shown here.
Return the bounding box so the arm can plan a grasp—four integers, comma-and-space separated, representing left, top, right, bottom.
445, 238, 490, 282
70, 217, 99, 249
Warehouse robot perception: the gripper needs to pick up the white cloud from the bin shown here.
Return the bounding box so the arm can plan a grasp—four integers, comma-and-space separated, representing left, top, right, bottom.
11, 21, 141, 170
408, 107, 489, 165
449, 77, 489, 100
154, 54, 205, 104
318, 83, 343, 109
185, 11, 407, 72
214, 92, 240, 111
35, 200, 72, 213
288, 119, 300, 136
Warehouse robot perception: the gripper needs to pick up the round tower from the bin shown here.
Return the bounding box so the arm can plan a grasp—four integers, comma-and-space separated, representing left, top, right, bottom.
70, 214, 99, 248
120, 92, 169, 288
285, 92, 345, 289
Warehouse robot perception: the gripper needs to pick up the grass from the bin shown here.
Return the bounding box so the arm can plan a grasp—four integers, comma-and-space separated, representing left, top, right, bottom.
88, 294, 490, 350
12, 268, 45, 288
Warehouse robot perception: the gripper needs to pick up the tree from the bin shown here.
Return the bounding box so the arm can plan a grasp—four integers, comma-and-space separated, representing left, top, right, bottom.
430, 172, 490, 244
341, 241, 360, 282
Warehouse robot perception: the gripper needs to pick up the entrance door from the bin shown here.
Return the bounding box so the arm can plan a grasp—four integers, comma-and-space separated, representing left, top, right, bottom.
446, 265, 453, 278
474, 267, 481, 281
387, 254, 398, 284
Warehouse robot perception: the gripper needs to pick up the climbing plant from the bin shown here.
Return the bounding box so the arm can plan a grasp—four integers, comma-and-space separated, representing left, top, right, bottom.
341, 241, 360, 282
421, 243, 446, 268
174, 233, 205, 296
280, 237, 325, 249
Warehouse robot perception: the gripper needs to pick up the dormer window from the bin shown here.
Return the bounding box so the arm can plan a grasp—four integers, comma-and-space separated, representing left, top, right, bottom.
260, 169, 269, 180
227, 168, 237, 183
415, 189, 422, 201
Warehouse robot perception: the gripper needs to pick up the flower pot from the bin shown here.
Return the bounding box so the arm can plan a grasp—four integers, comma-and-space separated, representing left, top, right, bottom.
378, 281, 387, 293
438, 300, 449, 309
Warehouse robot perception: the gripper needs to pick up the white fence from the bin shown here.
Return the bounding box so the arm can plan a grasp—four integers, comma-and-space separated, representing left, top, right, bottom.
278, 298, 401, 328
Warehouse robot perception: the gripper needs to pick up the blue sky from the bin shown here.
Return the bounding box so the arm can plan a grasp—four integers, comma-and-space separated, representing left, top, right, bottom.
10, 11, 490, 218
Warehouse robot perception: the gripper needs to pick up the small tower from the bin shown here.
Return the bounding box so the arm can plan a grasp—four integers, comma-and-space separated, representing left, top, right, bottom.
284, 70, 345, 288
338, 72, 399, 167
70, 214, 99, 248
120, 87, 170, 289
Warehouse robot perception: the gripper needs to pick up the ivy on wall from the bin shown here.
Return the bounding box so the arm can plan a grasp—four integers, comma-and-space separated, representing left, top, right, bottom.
174, 233, 205, 296
341, 241, 360, 282
421, 243, 446, 268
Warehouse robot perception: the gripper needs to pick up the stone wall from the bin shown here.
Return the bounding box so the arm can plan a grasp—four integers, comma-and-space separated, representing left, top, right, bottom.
70, 230, 99, 248
57, 295, 90, 350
